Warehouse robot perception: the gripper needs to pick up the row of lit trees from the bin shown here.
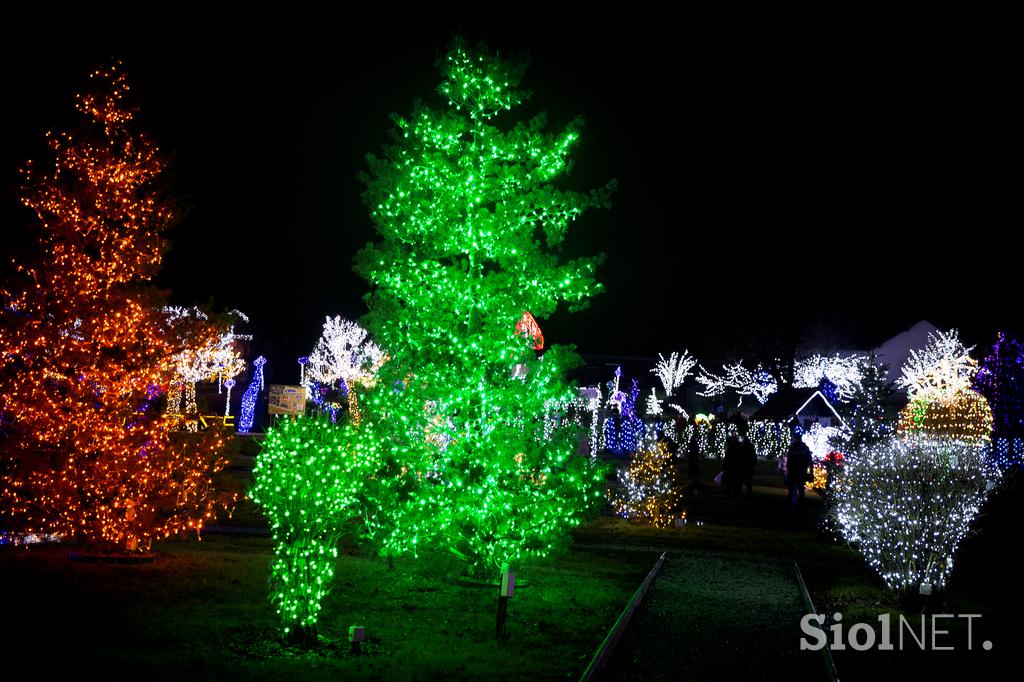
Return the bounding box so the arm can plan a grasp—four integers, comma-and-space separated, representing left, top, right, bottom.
0, 43, 614, 643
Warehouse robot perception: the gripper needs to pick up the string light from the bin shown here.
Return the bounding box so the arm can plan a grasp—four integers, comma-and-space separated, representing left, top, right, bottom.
973, 333, 1024, 467
249, 414, 379, 641
844, 354, 899, 452
305, 316, 384, 426
749, 421, 789, 459
0, 63, 234, 550
899, 329, 977, 399
793, 354, 865, 400
651, 351, 697, 398
897, 329, 993, 443
608, 440, 684, 528
645, 388, 663, 416
238, 356, 266, 434
832, 434, 999, 593
802, 422, 845, 461
604, 379, 643, 455
696, 362, 777, 406
165, 312, 246, 428
223, 378, 236, 418
352, 40, 613, 576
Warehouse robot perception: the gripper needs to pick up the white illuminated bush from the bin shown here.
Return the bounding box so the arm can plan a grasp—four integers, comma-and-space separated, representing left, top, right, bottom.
832, 434, 999, 594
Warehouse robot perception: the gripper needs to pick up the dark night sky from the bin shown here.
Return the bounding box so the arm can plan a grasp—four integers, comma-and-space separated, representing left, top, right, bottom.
1, 18, 1018, 376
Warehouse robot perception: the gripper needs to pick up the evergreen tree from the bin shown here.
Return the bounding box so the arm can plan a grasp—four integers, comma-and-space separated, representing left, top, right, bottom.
609, 440, 682, 528
842, 354, 899, 452
0, 64, 231, 551
355, 40, 614, 577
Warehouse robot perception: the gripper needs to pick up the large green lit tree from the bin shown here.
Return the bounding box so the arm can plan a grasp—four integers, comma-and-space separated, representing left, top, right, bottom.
355, 40, 614, 577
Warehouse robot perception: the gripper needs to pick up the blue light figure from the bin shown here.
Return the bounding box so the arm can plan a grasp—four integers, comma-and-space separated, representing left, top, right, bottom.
238, 356, 266, 433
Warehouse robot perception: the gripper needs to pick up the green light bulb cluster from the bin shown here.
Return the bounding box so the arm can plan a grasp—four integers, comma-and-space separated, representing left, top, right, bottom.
250, 414, 378, 638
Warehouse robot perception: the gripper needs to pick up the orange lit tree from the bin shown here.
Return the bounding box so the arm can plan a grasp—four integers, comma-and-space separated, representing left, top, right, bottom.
0, 64, 234, 552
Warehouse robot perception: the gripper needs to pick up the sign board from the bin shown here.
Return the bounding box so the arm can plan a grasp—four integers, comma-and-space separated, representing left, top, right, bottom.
268, 384, 306, 415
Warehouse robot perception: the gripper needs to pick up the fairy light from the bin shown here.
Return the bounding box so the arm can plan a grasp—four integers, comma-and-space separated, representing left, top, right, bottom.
802, 422, 846, 461
166, 315, 246, 427
897, 329, 993, 443
651, 351, 697, 398
0, 63, 234, 550
351, 40, 612, 575
645, 388, 663, 416
974, 333, 1024, 467
696, 362, 777, 406
238, 356, 266, 434
250, 414, 379, 641
844, 354, 900, 451
749, 421, 789, 459
832, 434, 1000, 593
604, 379, 643, 455
305, 316, 384, 426
793, 354, 866, 400
581, 385, 602, 456
224, 378, 236, 417
608, 440, 684, 527
899, 329, 977, 399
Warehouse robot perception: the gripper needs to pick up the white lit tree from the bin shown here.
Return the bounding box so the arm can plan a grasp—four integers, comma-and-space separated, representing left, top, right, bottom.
696, 361, 777, 406
652, 351, 697, 397
306, 316, 385, 425
833, 329, 1000, 597
793, 353, 865, 400
898, 329, 992, 442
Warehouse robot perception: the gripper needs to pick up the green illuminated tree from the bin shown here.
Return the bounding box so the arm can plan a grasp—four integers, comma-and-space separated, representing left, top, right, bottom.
355, 40, 614, 577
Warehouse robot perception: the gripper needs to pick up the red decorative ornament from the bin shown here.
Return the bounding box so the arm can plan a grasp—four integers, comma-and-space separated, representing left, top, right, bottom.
515, 311, 544, 350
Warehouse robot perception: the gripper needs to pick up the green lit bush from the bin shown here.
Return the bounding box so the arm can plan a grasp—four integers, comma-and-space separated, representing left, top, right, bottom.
249, 414, 377, 644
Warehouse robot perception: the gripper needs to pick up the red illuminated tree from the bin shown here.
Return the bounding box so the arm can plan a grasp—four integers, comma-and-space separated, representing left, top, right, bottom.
0, 64, 234, 552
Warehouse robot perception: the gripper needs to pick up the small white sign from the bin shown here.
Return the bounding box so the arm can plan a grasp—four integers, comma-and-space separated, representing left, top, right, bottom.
501, 566, 516, 598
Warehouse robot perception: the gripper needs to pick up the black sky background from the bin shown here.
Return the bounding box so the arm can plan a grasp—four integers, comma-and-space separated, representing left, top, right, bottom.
1, 18, 1018, 378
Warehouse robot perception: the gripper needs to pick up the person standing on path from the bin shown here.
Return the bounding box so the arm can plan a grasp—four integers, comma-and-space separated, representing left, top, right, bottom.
785, 425, 813, 508
734, 416, 757, 496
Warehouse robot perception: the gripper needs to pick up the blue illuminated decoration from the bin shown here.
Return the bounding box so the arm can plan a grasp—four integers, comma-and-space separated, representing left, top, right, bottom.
238, 355, 266, 434
974, 332, 1024, 467
604, 378, 643, 456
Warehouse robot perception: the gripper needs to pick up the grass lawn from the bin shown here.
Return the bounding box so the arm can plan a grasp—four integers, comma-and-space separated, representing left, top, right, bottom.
0, 538, 651, 680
